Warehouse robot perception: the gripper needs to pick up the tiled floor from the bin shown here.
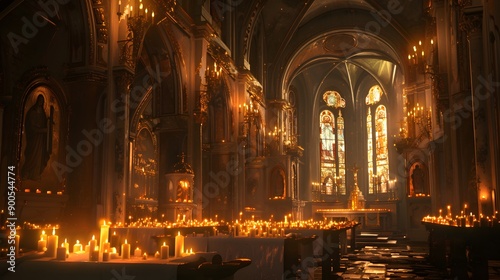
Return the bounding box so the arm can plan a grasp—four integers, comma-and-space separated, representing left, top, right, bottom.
310, 232, 500, 279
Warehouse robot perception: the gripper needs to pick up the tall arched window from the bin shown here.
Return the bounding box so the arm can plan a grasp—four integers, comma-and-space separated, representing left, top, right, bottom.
366, 85, 389, 194
319, 91, 346, 197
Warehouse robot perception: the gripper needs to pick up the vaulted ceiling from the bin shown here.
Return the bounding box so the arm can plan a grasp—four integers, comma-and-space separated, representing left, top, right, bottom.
254, 0, 426, 102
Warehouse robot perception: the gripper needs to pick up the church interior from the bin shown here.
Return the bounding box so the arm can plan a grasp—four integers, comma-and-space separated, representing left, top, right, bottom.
1, 0, 500, 279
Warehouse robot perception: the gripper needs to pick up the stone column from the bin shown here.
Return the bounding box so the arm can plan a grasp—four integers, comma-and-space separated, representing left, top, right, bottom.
461, 6, 493, 215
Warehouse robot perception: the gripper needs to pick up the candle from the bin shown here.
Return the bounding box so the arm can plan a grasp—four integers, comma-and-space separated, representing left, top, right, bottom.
73, 240, 83, 253
110, 247, 119, 259
175, 232, 184, 257
99, 221, 109, 261
89, 235, 97, 259
63, 238, 69, 256
142, 252, 147, 260
46, 228, 59, 258
40, 230, 47, 243
56, 244, 66, 261
134, 247, 142, 258
103, 249, 110, 262
38, 237, 47, 252
90, 246, 99, 261
155, 251, 160, 258
110, 231, 119, 251
160, 242, 169, 259
121, 239, 130, 259
84, 242, 90, 253
102, 239, 111, 253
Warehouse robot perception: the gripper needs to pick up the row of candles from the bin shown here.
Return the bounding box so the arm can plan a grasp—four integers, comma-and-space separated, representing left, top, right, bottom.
36, 223, 193, 262
32, 216, 357, 262
118, 215, 357, 232
422, 204, 500, 227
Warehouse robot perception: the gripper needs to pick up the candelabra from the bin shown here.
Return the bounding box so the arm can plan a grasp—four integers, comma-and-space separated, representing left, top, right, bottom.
407, 39, 435, 73
195, 61, 224, 124
408, 102, 432, 140
117, 0, 156, 68
238, 100, 260, 139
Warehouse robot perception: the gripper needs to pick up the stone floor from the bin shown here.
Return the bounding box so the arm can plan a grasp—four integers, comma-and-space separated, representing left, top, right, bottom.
311, 231, 500, 280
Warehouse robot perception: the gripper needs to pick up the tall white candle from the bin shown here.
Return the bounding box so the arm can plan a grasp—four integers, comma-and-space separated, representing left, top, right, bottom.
121, 239, 130, 259
89, 235, 97, 259
160, 242, 169, 259
46, 228, 58, 258
99, 221, 109, 261
175, 232, 184, 257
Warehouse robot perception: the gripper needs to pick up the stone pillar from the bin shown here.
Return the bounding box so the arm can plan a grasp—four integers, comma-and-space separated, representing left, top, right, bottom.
193, 24, 212, 220
461, 7, 493, 215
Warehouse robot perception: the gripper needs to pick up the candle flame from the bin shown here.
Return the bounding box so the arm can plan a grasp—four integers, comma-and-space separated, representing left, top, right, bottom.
163, 242, 166, 246
76, 240, 80, 244
61, 243, 65, 247
178, 231, 180, 236
52, 227, 56, 235
125, 239, 128, 244
92, 235, 95, 240
42, 230, 45, 235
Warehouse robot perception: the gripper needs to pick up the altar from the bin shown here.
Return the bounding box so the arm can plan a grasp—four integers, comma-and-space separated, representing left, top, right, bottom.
316, 208, 392, 230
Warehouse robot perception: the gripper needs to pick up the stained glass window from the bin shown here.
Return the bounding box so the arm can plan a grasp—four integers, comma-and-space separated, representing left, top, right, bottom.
320, 90, 347, 197
366, 85, 389, 194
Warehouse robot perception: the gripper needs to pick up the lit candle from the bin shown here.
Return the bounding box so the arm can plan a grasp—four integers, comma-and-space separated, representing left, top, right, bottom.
103, 249, 110, 262
155, 251, 160, 258
174, 232, 184, 257
110, 247, 119, 259
40, 230, 47, 243
99, 221, 109, 261
90, 246, 99, 261
84, 241, 90, 253
73, 240, 82, 253
63, 238, 69, 256
160, 242, 169, 259
121, 239, 130, 259
102, 239, 111, 253
38, 237, 47, 252
134, 247, 142, 258
56, 243, 66, 261
89, 235, 97, 258
46, 228, 59, 258
110, 231, 119, 251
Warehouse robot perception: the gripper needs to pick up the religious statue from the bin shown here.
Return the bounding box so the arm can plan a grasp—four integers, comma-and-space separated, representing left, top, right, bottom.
320, 115, 335, 160
411, 164, 425, 194
21, 94, 53, 180
349, 165, 365, 210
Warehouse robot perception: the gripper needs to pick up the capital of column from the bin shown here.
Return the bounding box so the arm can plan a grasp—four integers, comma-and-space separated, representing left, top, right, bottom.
458, 7, 483, 35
